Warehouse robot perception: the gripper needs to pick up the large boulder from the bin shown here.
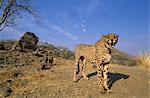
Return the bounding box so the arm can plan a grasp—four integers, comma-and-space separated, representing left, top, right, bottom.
11, 32, 39, 51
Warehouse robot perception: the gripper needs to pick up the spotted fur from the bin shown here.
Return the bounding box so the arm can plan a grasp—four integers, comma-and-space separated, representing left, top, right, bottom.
73, 33, 119, 93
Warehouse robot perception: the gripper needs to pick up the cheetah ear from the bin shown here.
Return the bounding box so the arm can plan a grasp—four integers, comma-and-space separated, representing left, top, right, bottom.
101, 34, 105, 38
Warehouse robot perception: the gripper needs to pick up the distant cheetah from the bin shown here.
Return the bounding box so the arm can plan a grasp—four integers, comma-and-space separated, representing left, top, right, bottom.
73, 33, 119, 93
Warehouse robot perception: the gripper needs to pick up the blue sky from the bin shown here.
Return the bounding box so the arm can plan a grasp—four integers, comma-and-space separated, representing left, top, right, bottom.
0, 0, 149, 55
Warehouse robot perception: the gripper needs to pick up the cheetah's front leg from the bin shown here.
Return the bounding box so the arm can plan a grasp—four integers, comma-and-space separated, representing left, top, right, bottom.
104, 64, 110, 92
97, 63, 106, 94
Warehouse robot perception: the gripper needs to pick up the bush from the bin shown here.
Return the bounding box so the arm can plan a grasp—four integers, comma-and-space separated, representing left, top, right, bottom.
136, 52, 150, 68
57, 46, 75, 59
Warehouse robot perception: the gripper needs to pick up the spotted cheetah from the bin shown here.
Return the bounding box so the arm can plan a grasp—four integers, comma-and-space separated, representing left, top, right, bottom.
73, 33, 119, 93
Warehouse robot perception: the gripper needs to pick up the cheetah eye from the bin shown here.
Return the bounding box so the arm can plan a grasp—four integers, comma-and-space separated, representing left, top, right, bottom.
114, 36, 118, 38
106, 37, 110, 41
113, 40, 116, 43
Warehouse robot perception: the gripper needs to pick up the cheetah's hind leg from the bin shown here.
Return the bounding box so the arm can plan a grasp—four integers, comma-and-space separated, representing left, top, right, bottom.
80, 56, 89, 80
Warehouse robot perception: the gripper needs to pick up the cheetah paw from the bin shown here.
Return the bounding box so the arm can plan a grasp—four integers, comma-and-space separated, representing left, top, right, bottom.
106, 89, 114, 93
83, 76, 89, 80
73, 78, 77, 82
99, 90, 106, 94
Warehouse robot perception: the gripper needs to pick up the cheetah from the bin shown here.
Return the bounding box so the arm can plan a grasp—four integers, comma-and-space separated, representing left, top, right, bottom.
73, 33, 119, 93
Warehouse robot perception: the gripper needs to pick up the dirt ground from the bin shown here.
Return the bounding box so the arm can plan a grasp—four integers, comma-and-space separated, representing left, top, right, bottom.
0, 59, 149, 98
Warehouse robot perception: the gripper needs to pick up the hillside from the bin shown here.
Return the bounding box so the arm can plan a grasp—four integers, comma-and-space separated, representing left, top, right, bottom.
0, 40, 149, 98
111, 48, 136, 66
0, 40, 135, 66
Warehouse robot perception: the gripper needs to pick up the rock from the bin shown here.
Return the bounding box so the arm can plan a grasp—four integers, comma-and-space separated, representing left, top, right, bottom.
0, 58, 4, 64
0, 44, 5, 50
11, 32, 39, 51
4, 87, 13, 97
0, 84, 13, 97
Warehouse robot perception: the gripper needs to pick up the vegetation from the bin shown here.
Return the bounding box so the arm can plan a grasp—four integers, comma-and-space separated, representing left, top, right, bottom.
136, 52, 150, 68
0, 39, 17, 50
0, 0, 38, 31
56, 46, 74, 59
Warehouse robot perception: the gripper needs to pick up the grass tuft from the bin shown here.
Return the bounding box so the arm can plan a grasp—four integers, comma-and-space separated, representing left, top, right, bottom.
136, 52, 150, 68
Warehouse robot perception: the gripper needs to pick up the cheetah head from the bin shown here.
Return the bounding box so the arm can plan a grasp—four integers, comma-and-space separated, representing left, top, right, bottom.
102, 33, 119, 48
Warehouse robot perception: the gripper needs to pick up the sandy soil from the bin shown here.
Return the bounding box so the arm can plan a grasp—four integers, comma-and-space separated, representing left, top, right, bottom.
0, 60, 149, 98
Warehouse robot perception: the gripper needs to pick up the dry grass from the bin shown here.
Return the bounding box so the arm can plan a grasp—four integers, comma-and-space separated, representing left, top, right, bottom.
136, 52, 150, 68
12, 73, 52, 93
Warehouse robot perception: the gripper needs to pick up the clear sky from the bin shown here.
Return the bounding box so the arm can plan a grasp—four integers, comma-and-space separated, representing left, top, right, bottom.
0, 0, 149, 55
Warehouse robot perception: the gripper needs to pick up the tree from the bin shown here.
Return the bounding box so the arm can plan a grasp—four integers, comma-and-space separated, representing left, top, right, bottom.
0, 0, 38, 31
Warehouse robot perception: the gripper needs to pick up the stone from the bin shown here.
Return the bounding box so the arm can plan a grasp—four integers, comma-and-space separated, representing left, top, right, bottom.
0, 44, 5, 50
11, 32, 39, 51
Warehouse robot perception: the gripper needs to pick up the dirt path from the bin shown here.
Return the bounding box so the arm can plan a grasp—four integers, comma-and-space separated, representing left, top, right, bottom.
6, 62, 150, 98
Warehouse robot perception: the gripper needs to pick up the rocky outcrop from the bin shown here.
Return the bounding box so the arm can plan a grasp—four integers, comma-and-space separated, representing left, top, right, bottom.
0, 44, 5, 50
11, 32, 39, 51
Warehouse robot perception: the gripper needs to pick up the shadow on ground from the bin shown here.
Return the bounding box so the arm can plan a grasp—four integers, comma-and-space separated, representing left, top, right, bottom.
87, 71, 129, 89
